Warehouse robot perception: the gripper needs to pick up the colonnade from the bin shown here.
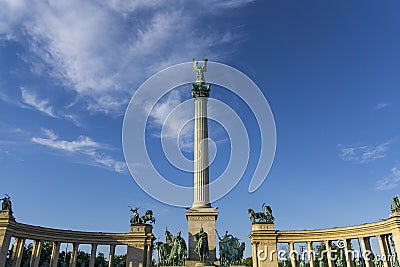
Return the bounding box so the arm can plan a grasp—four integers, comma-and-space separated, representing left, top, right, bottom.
0, 211, 155, 267
250, 211, 400, 267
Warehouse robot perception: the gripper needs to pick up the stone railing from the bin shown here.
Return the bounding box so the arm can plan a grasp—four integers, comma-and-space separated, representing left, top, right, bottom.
250, 212, 400, 267
0, 211, 155, 267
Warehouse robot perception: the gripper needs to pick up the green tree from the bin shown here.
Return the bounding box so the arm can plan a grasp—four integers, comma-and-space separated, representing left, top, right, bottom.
95, 252, 108, 267
114, 254, 126, 267
39, 241, 53, 266
243, 257, 253, 266
76, 250, 90, 267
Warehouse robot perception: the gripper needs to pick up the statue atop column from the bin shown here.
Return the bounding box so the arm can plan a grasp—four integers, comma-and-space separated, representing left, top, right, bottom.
193, 58, 208, 84
194, 227, 209, 263
192, 58, 211, 98
248, 203, 274, 223
129, 207, 155, 225
1, 194, 13, 215
391, 196, 400, 213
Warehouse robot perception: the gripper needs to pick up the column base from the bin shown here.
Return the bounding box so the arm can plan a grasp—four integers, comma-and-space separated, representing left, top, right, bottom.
186, 208, 219, 264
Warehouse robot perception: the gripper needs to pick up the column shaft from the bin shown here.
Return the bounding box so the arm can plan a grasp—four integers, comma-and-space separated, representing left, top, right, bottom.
146, 245, 152, 267
360, 237, 373, 267
192, 97, 210, 208
49, 241, 60, 267
30, 240, 42, 267
89, 244, 97, 267
69, 243, 79, 267
0, 229, 12, 267
307, 241, 315, 267
289, 242, 297, 267
12, 238, 25, 267
378, 235, 390, 267
344, 239, 355, 267
325, 241, 334, 267
108, 244, 116, 267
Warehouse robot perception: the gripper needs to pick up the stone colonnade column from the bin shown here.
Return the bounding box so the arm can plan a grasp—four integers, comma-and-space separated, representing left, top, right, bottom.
289, 242, 296, 267
11, 237, 25, 267
108, 244, 116, 267
30, 240, 42, 267
49, 241, 61, 267
307, 241, 315, 267
378, 235, 390, 267
344, 239, 355, 267
146, 245, 152, 267
89, 244, 98, 267
360, 237, 373, 267
69, 243, 79, 267
0, 210, 13, 267
325, 241, 334, 267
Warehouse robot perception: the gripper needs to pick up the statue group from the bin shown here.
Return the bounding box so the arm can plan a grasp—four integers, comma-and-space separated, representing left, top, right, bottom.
217, 231, 245, 266
1, 194, 12, 215
248, 203, 274, 223
129, 207, 155, 224
156, 229, 187, 266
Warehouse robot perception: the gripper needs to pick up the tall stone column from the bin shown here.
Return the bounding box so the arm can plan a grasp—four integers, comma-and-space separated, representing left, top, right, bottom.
186, 59, 219, 266
0, 210, 13, 267
193, 96, 210, 209
11, 237, 25, 267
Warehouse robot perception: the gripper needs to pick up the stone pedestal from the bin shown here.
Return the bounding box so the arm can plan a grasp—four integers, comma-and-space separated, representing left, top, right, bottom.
126, 224, 155, 267
249, 223, 278, 267
186, 208, 218, 266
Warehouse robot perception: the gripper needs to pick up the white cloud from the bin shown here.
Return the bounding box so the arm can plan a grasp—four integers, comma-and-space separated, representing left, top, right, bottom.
149, 91, 194, 152
376, 167, 400, 191
339, 141, 392, 163
0, 0, 250, 115
375, 102, 390, 110
32, 129, 126, 173
20, 87, 56, 117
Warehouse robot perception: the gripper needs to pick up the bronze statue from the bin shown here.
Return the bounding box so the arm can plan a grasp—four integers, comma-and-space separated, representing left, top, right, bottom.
1, 194, 12, 215
129, 207, 155, 225
156, 228, 187, 266
392, 196, 400, 213
194, 227, 209, 263
248, 203, 274, 223
217, 230, 245, 266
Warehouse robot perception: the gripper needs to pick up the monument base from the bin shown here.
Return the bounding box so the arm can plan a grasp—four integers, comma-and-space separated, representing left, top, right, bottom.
186, 208, 219, 265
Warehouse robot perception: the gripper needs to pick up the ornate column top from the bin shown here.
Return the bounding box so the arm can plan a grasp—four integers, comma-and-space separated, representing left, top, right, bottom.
192, 58, 211, 98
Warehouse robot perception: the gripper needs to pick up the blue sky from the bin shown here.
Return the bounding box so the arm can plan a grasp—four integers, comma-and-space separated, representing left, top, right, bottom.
1, 0, 400, 258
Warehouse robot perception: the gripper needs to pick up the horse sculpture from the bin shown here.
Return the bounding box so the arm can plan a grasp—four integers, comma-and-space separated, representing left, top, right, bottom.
156, 229, 187, 266
139, 210, 156, 224
248, 203, 274, 223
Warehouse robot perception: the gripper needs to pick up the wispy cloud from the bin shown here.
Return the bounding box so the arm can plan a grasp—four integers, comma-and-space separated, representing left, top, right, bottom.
31, 129, 126, 173
375, 102, 390, 110
148, 91, 194, 152
20, 87, 56, 117
376, 167, 400, 191
0, 0, 251, 115
339, 141, 392, 163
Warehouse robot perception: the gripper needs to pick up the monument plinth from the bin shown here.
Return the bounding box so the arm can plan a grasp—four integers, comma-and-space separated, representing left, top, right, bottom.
186, 59, 218, 266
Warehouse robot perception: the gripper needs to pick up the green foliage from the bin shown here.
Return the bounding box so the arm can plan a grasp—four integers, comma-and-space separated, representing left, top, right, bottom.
76, 250, 90, 267
243, 256, 253, 266
95, 252, 108, 267
39, 241, 53, 266
114, 254, 126, 267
